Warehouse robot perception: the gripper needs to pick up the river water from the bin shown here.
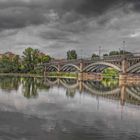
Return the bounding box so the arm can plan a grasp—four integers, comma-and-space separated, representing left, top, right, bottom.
0, 76, 140, 140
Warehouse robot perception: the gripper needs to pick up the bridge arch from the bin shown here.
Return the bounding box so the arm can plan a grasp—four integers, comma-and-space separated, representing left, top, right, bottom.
82, 82, 120, 95
60, 79, 79, 89
46, 65, 59, 72
46, 78, 59, 85
126, 88, 140, 101
127, 62, 140, 73
83, 62, 121, 72
60, 64, 80, 72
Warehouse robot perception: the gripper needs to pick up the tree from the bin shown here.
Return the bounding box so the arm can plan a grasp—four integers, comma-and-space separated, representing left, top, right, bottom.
109, 50, 133, 56
119, 50, 133, 55
91, 53, 99, 59
103, 54, 108, 57
109, 51, 119, 56
22, 47, 40, 72
38, 55, 51, 63
13, 55, 21, 72
67, 50, 77, 60
0, 55, 14, 73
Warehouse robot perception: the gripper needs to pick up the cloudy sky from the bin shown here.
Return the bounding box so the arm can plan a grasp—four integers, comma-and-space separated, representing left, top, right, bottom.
0, 0, 140, 58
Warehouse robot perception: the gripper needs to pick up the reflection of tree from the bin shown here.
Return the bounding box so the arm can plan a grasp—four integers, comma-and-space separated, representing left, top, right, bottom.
22, 77, 50, 99
66, 89, 76, 98
84, 78, 119, 92
101, 78, 119, 90
36, 78, 50, 90
0, 76, 20, 91
22, 78, 38, 99
0, 76, 51, 98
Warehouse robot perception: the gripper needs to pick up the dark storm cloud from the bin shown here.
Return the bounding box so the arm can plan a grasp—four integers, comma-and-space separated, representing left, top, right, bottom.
0, 0, 140, 57
0, 6, 48, 30
61, 0, 122, 16
128, 0, 140, 12
0, 0, 139, 30
40, 29, 75, 42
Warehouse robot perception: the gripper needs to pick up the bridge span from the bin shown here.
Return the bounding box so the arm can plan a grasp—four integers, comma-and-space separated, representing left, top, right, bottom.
43, 54, 140, 80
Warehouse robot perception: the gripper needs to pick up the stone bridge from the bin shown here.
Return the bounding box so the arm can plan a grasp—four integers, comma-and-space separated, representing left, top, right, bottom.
43, 53, 140, 80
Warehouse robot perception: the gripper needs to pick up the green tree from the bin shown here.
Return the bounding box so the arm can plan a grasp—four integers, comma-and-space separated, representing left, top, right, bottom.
22, 48, 40, 72
119, 50, 133, 55
109, 50, 133, 56
0, 55, 14, 73
103, 54, 108, 57
67, 50, 77, 60
38, 55, 51, 63
109, 51, 119, 56
91, 53, 99, 59
13, 55, 21, 72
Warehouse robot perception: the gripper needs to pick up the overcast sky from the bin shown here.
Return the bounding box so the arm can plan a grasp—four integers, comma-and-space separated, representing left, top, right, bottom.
0, 0, 140, 58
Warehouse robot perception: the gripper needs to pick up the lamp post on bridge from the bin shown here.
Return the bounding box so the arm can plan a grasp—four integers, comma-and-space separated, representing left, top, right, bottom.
123, 40, 126, 55
99, 46, 101, 59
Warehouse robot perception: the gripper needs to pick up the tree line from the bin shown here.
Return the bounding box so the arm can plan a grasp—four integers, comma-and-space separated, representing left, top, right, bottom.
0, 47, 51, 74
66, 50, 133, 60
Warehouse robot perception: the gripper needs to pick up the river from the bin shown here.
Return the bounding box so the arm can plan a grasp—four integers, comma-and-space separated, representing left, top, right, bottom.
0, 76, 140, 140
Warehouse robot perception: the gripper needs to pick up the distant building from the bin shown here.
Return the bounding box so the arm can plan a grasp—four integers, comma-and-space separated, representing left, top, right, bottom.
38, 52, 46, 57
4, 52, 17, 60
0, 54, 3, 59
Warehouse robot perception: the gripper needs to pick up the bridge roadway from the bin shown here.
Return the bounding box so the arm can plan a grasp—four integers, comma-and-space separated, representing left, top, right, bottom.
43, 53, 140, 80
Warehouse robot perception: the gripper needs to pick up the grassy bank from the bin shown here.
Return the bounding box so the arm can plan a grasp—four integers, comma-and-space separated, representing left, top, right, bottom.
0, 73, 43, 78
47, 72, 78, 78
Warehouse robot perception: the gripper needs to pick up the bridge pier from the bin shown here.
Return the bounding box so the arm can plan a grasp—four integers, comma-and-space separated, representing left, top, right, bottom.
120, 85, 126, 106
44, 66, 47, 77
119, 58, 129, 81
78, 80, 83, 93
78, 60, 84, 81
121, 58, 128, 74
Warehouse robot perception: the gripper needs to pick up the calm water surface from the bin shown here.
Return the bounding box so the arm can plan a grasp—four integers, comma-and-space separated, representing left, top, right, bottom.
0, 76, 140, 140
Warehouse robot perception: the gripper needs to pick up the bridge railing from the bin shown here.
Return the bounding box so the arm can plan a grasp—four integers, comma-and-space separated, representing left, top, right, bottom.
43, 53, 140, 65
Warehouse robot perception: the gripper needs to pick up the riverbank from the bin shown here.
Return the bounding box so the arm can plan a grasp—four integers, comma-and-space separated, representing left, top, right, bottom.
47, 75, 77, 79
1, 73, 140, 85
0, 73, 43, 78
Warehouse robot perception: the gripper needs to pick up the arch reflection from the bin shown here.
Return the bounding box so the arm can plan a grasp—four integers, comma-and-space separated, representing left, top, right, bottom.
46, 78, 140, 106
0, 76, 140, 106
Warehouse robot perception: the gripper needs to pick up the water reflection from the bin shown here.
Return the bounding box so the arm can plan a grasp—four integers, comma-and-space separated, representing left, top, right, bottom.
0, 76, 140, 106
0, 76, 50, 98
45, 78, 140, 106
0, 76, 20, 91
0, 76, 140, 140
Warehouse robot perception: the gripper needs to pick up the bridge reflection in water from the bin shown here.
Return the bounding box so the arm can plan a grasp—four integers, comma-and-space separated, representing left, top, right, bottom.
0, 76, 140, 107
45, 78, 140, 106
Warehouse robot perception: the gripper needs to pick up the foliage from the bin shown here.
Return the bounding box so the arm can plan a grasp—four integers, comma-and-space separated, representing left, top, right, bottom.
101, 78, 119, 89
107, 50, 133, 56
67, 50, 77, 60
0, 55, 19, 73
47, 72, 77, 78
109, 51, 120, 56
103, 68, 119, 78
103, 54, 108, 57
0, 76, 50, 99
91, 53, 99, 59
0, 47, 51, 74
22, 48, 39, 72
